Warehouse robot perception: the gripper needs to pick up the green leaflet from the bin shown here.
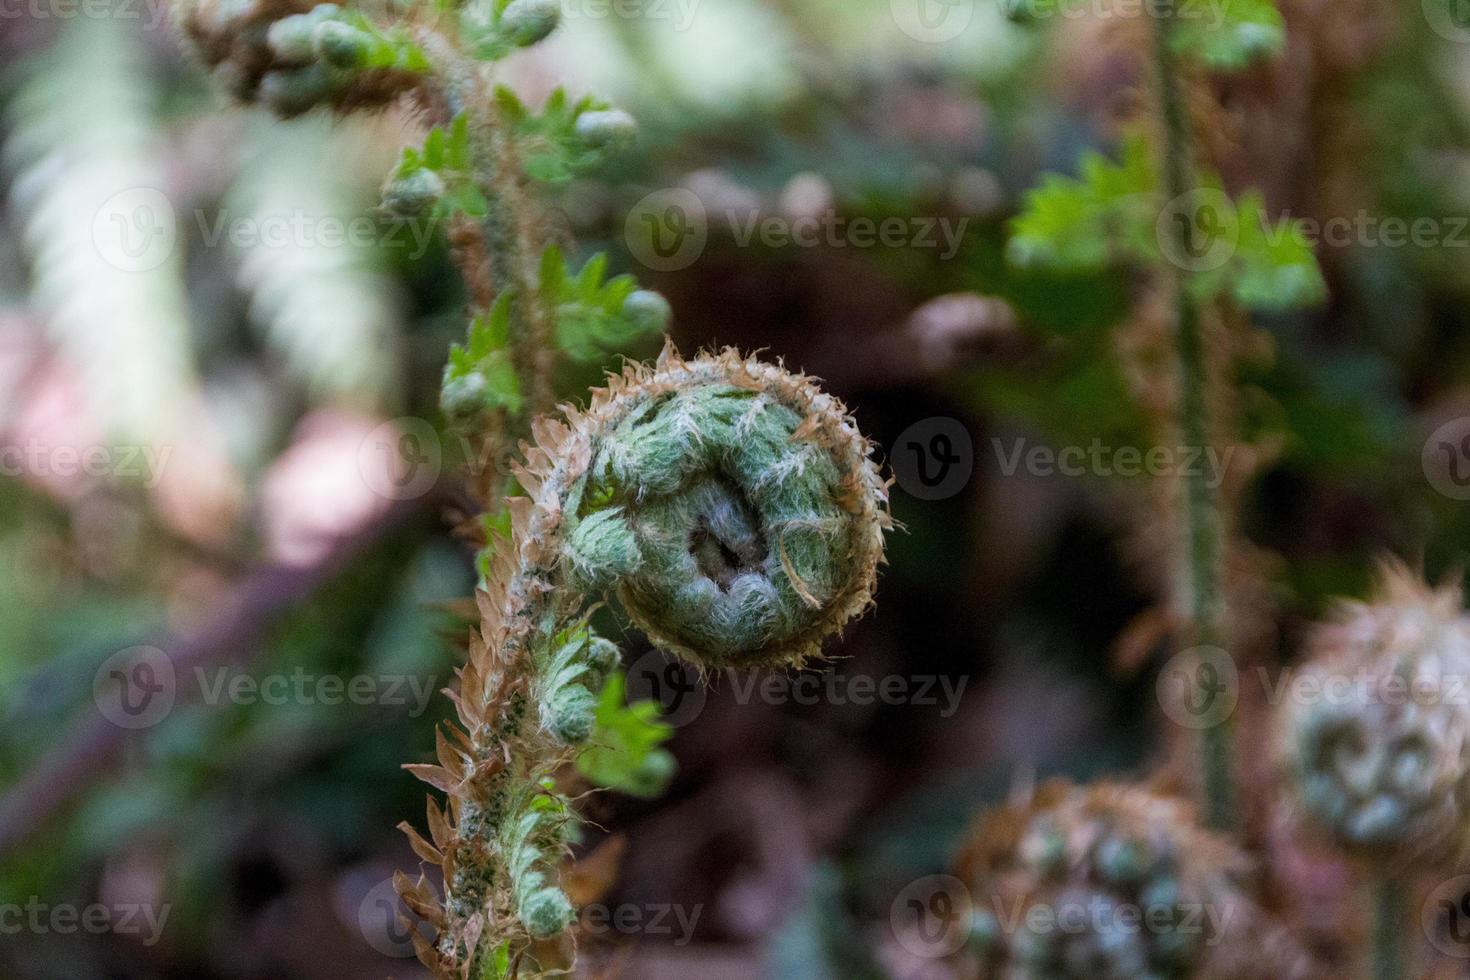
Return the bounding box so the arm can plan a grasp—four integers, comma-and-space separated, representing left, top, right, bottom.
388, 113, 488, 220
477, 943, 513, 980
1005, 0, 1283, 70
494, 86, 634, 184
314, 10, 431, 71
576, 671, 676, 798
462, 0, 561, 61
541, 245, 670, 363
1008, 133, 1160, 271
442, 294, 524, 420
1222, 191, 1327, 310
1008, 132, 1325, 312
1168, 0, 1285, 71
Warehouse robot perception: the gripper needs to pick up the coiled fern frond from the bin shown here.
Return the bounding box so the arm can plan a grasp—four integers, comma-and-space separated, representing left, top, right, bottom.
1278, 561, 1470, 868
397, 344, 890, 976
953, 781, 1313, 980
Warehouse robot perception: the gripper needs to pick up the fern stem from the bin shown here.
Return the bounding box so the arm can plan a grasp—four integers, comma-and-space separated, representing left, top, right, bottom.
472, 76, 556, 417
1371, 876, 1404, 980
420, 30, 552, 504
1147, 0, 1235, 830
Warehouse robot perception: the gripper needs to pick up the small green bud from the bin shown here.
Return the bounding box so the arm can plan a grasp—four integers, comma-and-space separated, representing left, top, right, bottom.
542, 684, 598, 743
441, 370, 488, 420
521, 886, 576, 938
500, 0, 560, 46
620, 289, 672, 335
266, 5, 341, 62
266, 13, 321, 64
313, 20, 374, 68
574, 108, 638, 148
383, 168, 446, 218
259, 64, 337, 116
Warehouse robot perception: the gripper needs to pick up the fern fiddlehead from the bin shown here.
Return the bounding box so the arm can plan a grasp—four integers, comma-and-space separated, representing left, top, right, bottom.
398, 345, 891, 975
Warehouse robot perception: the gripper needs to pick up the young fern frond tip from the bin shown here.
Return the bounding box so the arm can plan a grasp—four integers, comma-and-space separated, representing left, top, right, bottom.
952, 782, 1313, 980
555, 344, 893, 669
403, 345, 890, 976
1278, 561, 1470, 868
